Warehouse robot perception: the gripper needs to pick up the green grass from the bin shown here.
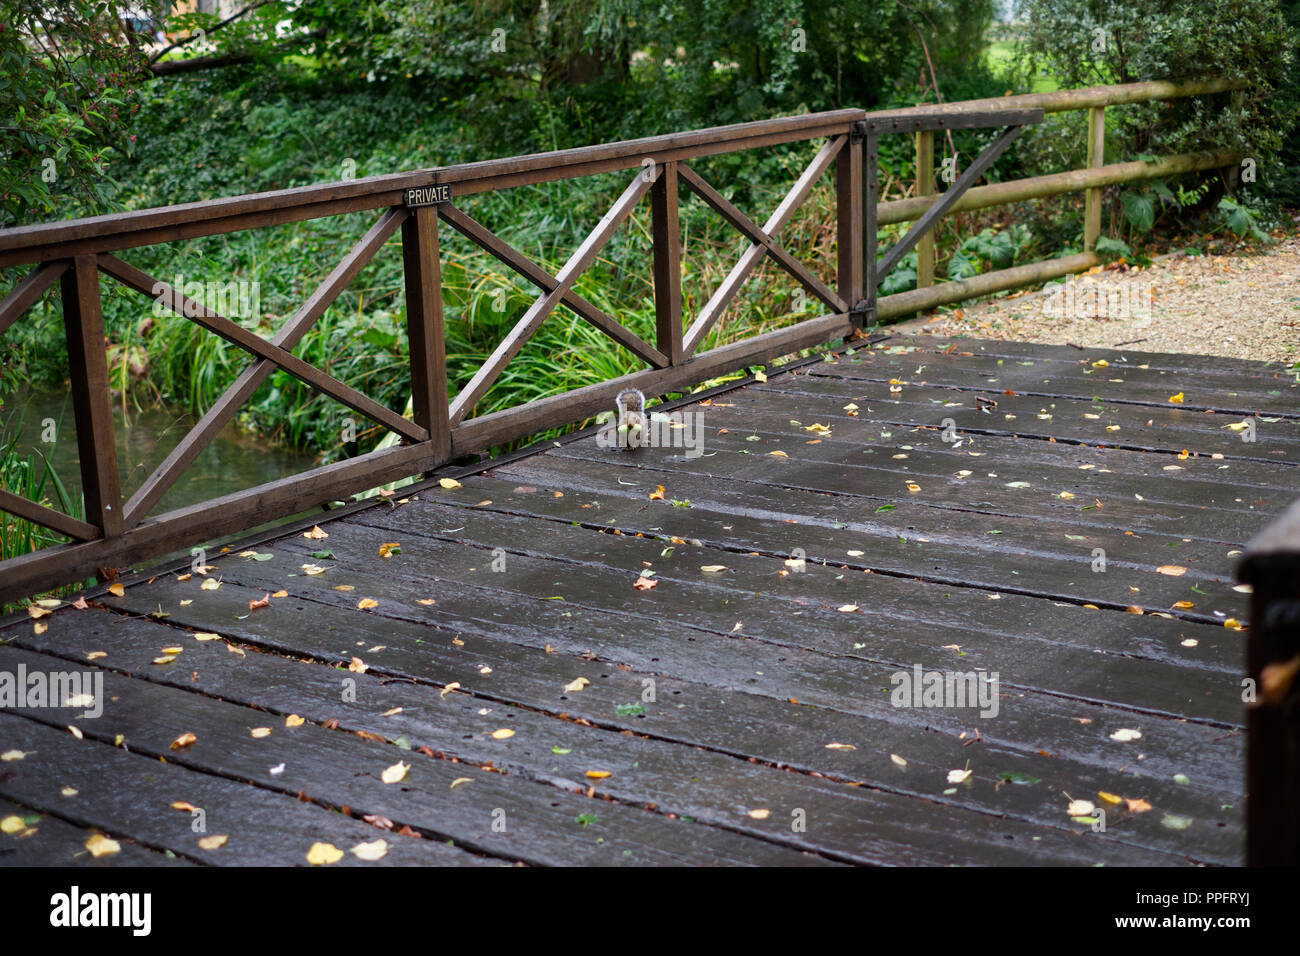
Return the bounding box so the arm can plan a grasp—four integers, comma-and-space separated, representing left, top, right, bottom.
0, 432, 91, 611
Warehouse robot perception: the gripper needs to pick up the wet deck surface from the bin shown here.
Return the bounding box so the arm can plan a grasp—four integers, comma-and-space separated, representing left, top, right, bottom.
4, 332, 1298, 866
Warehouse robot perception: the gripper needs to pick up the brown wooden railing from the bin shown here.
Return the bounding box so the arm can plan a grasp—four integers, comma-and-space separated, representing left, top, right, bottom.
0, 78, 1244, 603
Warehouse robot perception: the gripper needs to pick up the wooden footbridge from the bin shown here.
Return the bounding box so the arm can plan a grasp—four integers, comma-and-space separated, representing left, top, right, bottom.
1, 79, 1298, 867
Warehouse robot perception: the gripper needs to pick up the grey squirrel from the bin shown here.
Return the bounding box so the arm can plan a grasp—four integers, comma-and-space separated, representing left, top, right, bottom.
615, 388, 646, 451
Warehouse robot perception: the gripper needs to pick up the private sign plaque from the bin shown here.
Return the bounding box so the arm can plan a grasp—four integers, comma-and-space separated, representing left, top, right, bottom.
405, 184, 452, 207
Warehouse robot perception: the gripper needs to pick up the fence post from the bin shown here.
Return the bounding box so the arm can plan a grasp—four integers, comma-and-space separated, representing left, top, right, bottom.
861, 130, 879, 329
915, 129, 935, 290
61, 255, 123, 539
836, 126, 864, 317
651, 160, 683, 364
1084, 106, 1105, 250
402, 205, 452, 465
1239, 500, 1300, 866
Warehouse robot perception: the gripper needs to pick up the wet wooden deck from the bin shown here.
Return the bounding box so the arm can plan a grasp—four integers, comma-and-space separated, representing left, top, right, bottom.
4, 332, 1297, 866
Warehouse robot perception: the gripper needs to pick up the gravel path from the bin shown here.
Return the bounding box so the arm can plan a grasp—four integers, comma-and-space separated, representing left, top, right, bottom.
903, 235, 1300, 366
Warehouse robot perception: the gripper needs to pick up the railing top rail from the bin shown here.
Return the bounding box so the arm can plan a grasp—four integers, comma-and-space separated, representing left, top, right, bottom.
867, 76, 1245, 121
0, 77, 1241, 266
0, 108, 866, 263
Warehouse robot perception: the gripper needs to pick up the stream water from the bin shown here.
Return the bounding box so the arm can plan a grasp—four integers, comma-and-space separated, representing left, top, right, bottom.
1, 386, 321, 519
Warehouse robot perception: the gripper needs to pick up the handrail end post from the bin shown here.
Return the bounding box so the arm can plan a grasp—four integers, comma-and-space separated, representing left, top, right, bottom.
1238, 498, 1300, 866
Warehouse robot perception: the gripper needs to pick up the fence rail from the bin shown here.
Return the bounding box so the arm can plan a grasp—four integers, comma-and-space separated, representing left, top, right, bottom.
0, 77, 1246, 603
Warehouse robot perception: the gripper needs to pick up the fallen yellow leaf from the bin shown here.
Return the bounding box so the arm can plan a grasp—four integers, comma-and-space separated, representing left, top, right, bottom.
306, 842, 344, 865
85, 833, 120, 858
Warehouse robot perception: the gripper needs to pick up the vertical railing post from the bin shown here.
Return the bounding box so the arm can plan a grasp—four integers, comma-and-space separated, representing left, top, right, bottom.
1239, 500, 1300, 866
651, 160, 683, 365
402, 205, 452, 465
1084, 106, 1105, 251
915, 129, 935, 290
861, 130, 879, 329
61, 255, 123, 538
836, 126, 863, 318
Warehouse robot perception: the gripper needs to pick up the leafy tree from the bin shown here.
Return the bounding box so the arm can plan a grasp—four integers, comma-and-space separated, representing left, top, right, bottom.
1014, 0, 1296, 177
0, 0, 149, 226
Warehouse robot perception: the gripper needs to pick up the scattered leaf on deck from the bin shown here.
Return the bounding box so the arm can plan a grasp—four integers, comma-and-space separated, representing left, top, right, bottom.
306, 842, 344, 865
350, 838, 388, 861
85, 833, 121, 858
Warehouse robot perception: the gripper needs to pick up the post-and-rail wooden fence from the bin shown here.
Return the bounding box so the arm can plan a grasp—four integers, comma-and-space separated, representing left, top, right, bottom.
0, 77, 1248, 607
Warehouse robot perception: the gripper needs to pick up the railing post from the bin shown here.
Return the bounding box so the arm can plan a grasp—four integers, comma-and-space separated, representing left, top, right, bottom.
836, 126, 864, 317
915, 129, 935, 290
861, 130, 879, 329
402, 205, 452, 464
1084, 105, 1105, 251
61, 255, 123, 539
651, 160, 683, 364
1239, 500, 1300, 866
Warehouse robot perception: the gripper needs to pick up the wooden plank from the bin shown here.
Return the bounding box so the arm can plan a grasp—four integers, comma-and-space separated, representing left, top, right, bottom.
753, 369, 1300, 463
121, 208, 407, 526
98, 254, 426, 444
104, 532, 1241, 863
32, 603, 1220, 864
88, 578, 1232, 864
402, 206, 452, 463
878, 252, 1100, 319
0, 797, 192, 867
0, 642, 831, 867
0, 489, 100, 542
877, 151, 1238, 227
866, 77, 1242, 120
861, 108, 1044, 134
881, 333, 1300, 381
317, 506, 1246, 708
816, 343, 1300, 418
651, 161, 684, 364
449, 167, 657, 425
0, 710, 492, 866
681, 137, 845, 354
548, 408, 1276, 547
438, 203, 667, 368
61, 256, 123, 538
482, 456, 1249, 629
0, 261, 67, 336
